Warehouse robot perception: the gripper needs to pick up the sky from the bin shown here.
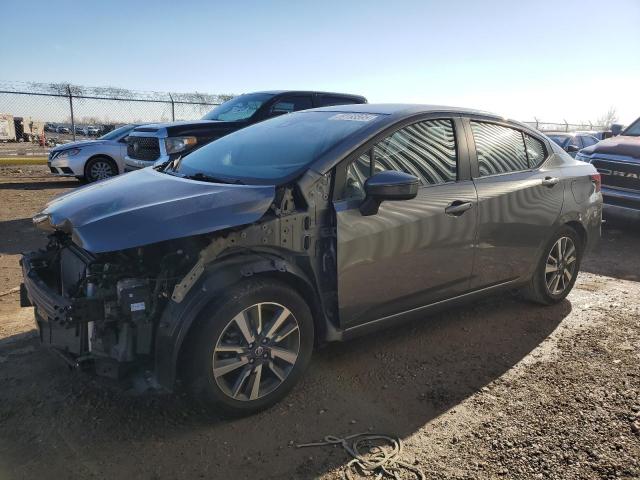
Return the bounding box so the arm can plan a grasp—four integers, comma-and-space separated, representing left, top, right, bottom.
3, 0, 640, 124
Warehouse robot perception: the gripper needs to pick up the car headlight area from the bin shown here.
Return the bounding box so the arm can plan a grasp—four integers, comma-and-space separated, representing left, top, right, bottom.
165, 136, 197, 154
48, 148, 87, 176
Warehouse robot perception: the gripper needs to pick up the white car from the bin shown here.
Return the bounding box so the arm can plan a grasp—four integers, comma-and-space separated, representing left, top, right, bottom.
47, 124, 142, 182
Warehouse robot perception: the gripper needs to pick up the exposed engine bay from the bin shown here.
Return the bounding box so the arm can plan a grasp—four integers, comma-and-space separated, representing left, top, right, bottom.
21, 232, 203, 379
20, 175, 337, 386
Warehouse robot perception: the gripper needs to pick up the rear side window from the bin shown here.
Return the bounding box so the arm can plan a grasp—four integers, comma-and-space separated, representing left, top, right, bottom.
318, 95, 361, 107
524, 134, 547, 168
270, 96, 313, 115
471, 122, 528, 176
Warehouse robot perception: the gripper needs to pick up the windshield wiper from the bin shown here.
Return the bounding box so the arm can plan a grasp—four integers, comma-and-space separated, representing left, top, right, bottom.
186, 172, 244, 185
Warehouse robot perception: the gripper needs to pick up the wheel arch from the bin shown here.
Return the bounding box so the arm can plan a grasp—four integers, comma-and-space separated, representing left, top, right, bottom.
564, 220, 587, 252
154, 250, 325, 390
84, 154, 118, 177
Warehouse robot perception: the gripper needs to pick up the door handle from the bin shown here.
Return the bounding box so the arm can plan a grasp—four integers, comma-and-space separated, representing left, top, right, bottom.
445, 201, 473, 216
541, 176, 560, 187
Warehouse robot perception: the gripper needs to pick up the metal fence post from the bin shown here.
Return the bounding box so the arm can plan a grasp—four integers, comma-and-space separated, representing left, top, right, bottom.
169, 93, 175, 121
67, 84, 76, 141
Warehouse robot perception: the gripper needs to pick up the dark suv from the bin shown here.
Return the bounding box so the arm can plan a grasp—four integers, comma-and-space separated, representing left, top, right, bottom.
22, 104, 601, 416
576, 116, 640, 220
124, 90, 367, 171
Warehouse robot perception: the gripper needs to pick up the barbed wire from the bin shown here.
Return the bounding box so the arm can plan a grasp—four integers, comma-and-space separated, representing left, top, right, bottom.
0, 80, 234, 105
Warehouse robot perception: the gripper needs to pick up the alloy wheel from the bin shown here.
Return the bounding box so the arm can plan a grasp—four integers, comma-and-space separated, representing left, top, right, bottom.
89, 160, 116, 181
212, 302, 301, 402
545, 236, 577, 295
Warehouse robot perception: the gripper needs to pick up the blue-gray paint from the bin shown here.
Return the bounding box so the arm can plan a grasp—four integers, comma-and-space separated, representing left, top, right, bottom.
35, 168, 275, 253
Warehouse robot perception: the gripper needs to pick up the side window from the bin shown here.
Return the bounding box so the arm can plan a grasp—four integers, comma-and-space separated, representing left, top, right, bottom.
373, 119, 457, 185
340, 119, 458, 200
581, 135, 598, 147
344, 151, 371, 200
318, 96, 360, 107
471, 122, 528, 176
270, 96, 313, 115
524, 133, 547, 168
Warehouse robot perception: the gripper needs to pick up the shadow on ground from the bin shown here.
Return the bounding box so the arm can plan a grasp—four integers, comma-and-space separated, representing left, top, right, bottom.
0, 218, 49, 255
582, 219, 640, 282
0, 180, 79, 191
0, 295, 570, 479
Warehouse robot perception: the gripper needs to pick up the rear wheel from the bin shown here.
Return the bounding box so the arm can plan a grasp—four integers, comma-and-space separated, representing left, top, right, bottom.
524, 225, 582, 304
84, 156, 118, 183
185, 279, 314, 416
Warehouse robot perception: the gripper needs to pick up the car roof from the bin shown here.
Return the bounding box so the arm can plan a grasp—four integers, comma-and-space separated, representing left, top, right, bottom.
247, 90, 367, 101
307, 103, 527, 125
306, 104, 537, 176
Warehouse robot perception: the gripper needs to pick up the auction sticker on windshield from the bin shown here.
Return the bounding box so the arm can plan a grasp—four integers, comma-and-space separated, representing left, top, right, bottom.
328, 113, 378, 122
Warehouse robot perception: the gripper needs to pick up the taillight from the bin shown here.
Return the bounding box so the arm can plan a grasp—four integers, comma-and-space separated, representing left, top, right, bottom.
590, 173, 601, 193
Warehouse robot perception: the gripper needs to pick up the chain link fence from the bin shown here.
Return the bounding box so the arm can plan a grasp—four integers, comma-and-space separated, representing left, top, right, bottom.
0, 80, 613, 160
522, 120, 608, 133
0, 81, 232, 158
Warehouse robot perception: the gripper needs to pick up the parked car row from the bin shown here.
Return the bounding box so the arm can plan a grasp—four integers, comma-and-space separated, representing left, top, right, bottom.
545, 120, 640, 222
47, 90, 366, 183
575, 118, 640, 221
546, 132, 600, 157
24, 100, 603, 416
45, 123, 108, 136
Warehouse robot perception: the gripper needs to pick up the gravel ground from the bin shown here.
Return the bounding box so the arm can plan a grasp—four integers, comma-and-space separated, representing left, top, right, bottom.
0, 166, 638, 480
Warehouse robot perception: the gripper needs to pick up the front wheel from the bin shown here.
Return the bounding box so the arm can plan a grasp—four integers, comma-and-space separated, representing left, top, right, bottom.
524, 225, 582, 305
84, 156, 118, 183
185, 279, 314, 417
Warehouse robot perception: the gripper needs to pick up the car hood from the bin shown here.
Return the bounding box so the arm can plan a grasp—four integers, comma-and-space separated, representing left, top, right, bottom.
51, 140, 107, 151
581, 135, 640, 160
33, 168, 275, 253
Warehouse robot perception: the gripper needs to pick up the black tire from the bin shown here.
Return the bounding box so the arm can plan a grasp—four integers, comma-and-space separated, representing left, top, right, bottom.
184, 278, 314, 417
84, 156, 118, 183
523, 225, 582, 305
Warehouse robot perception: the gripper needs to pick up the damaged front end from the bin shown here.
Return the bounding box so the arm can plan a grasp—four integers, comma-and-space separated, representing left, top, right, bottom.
20, 232, 200, 380
20, 168, 339, 388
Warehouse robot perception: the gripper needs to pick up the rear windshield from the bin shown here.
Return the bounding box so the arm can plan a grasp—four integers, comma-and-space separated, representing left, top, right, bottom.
176, 111, 380, 183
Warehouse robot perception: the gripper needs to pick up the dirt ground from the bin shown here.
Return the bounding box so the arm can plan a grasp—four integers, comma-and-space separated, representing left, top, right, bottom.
0, 166, 638, 480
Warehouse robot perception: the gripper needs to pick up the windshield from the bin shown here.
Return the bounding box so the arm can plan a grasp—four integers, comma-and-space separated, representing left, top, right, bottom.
623, 117, 640, 136
99, 124, 136, 141
175, 111, 380, 183
202, 93, 274, 122
547, 134, 570, 148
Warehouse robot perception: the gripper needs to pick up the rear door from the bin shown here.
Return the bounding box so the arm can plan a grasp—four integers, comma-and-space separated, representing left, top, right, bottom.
465, 118, 564, 288
334, 117, 478, 328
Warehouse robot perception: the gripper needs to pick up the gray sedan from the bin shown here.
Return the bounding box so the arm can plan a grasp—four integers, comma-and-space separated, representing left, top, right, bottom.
47, 124, 141, 182
24, 104, 602, 416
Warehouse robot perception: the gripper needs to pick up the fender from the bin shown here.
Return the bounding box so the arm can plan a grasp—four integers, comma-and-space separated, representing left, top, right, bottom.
153, 249, 323, 390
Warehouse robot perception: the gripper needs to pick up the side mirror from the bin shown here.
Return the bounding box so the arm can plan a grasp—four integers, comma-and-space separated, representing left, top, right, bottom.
360, 170, 419, 216
566, 144, 580, 153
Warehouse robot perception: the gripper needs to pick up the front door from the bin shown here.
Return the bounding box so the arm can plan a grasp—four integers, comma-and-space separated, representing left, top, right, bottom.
334, 118, 478, 329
